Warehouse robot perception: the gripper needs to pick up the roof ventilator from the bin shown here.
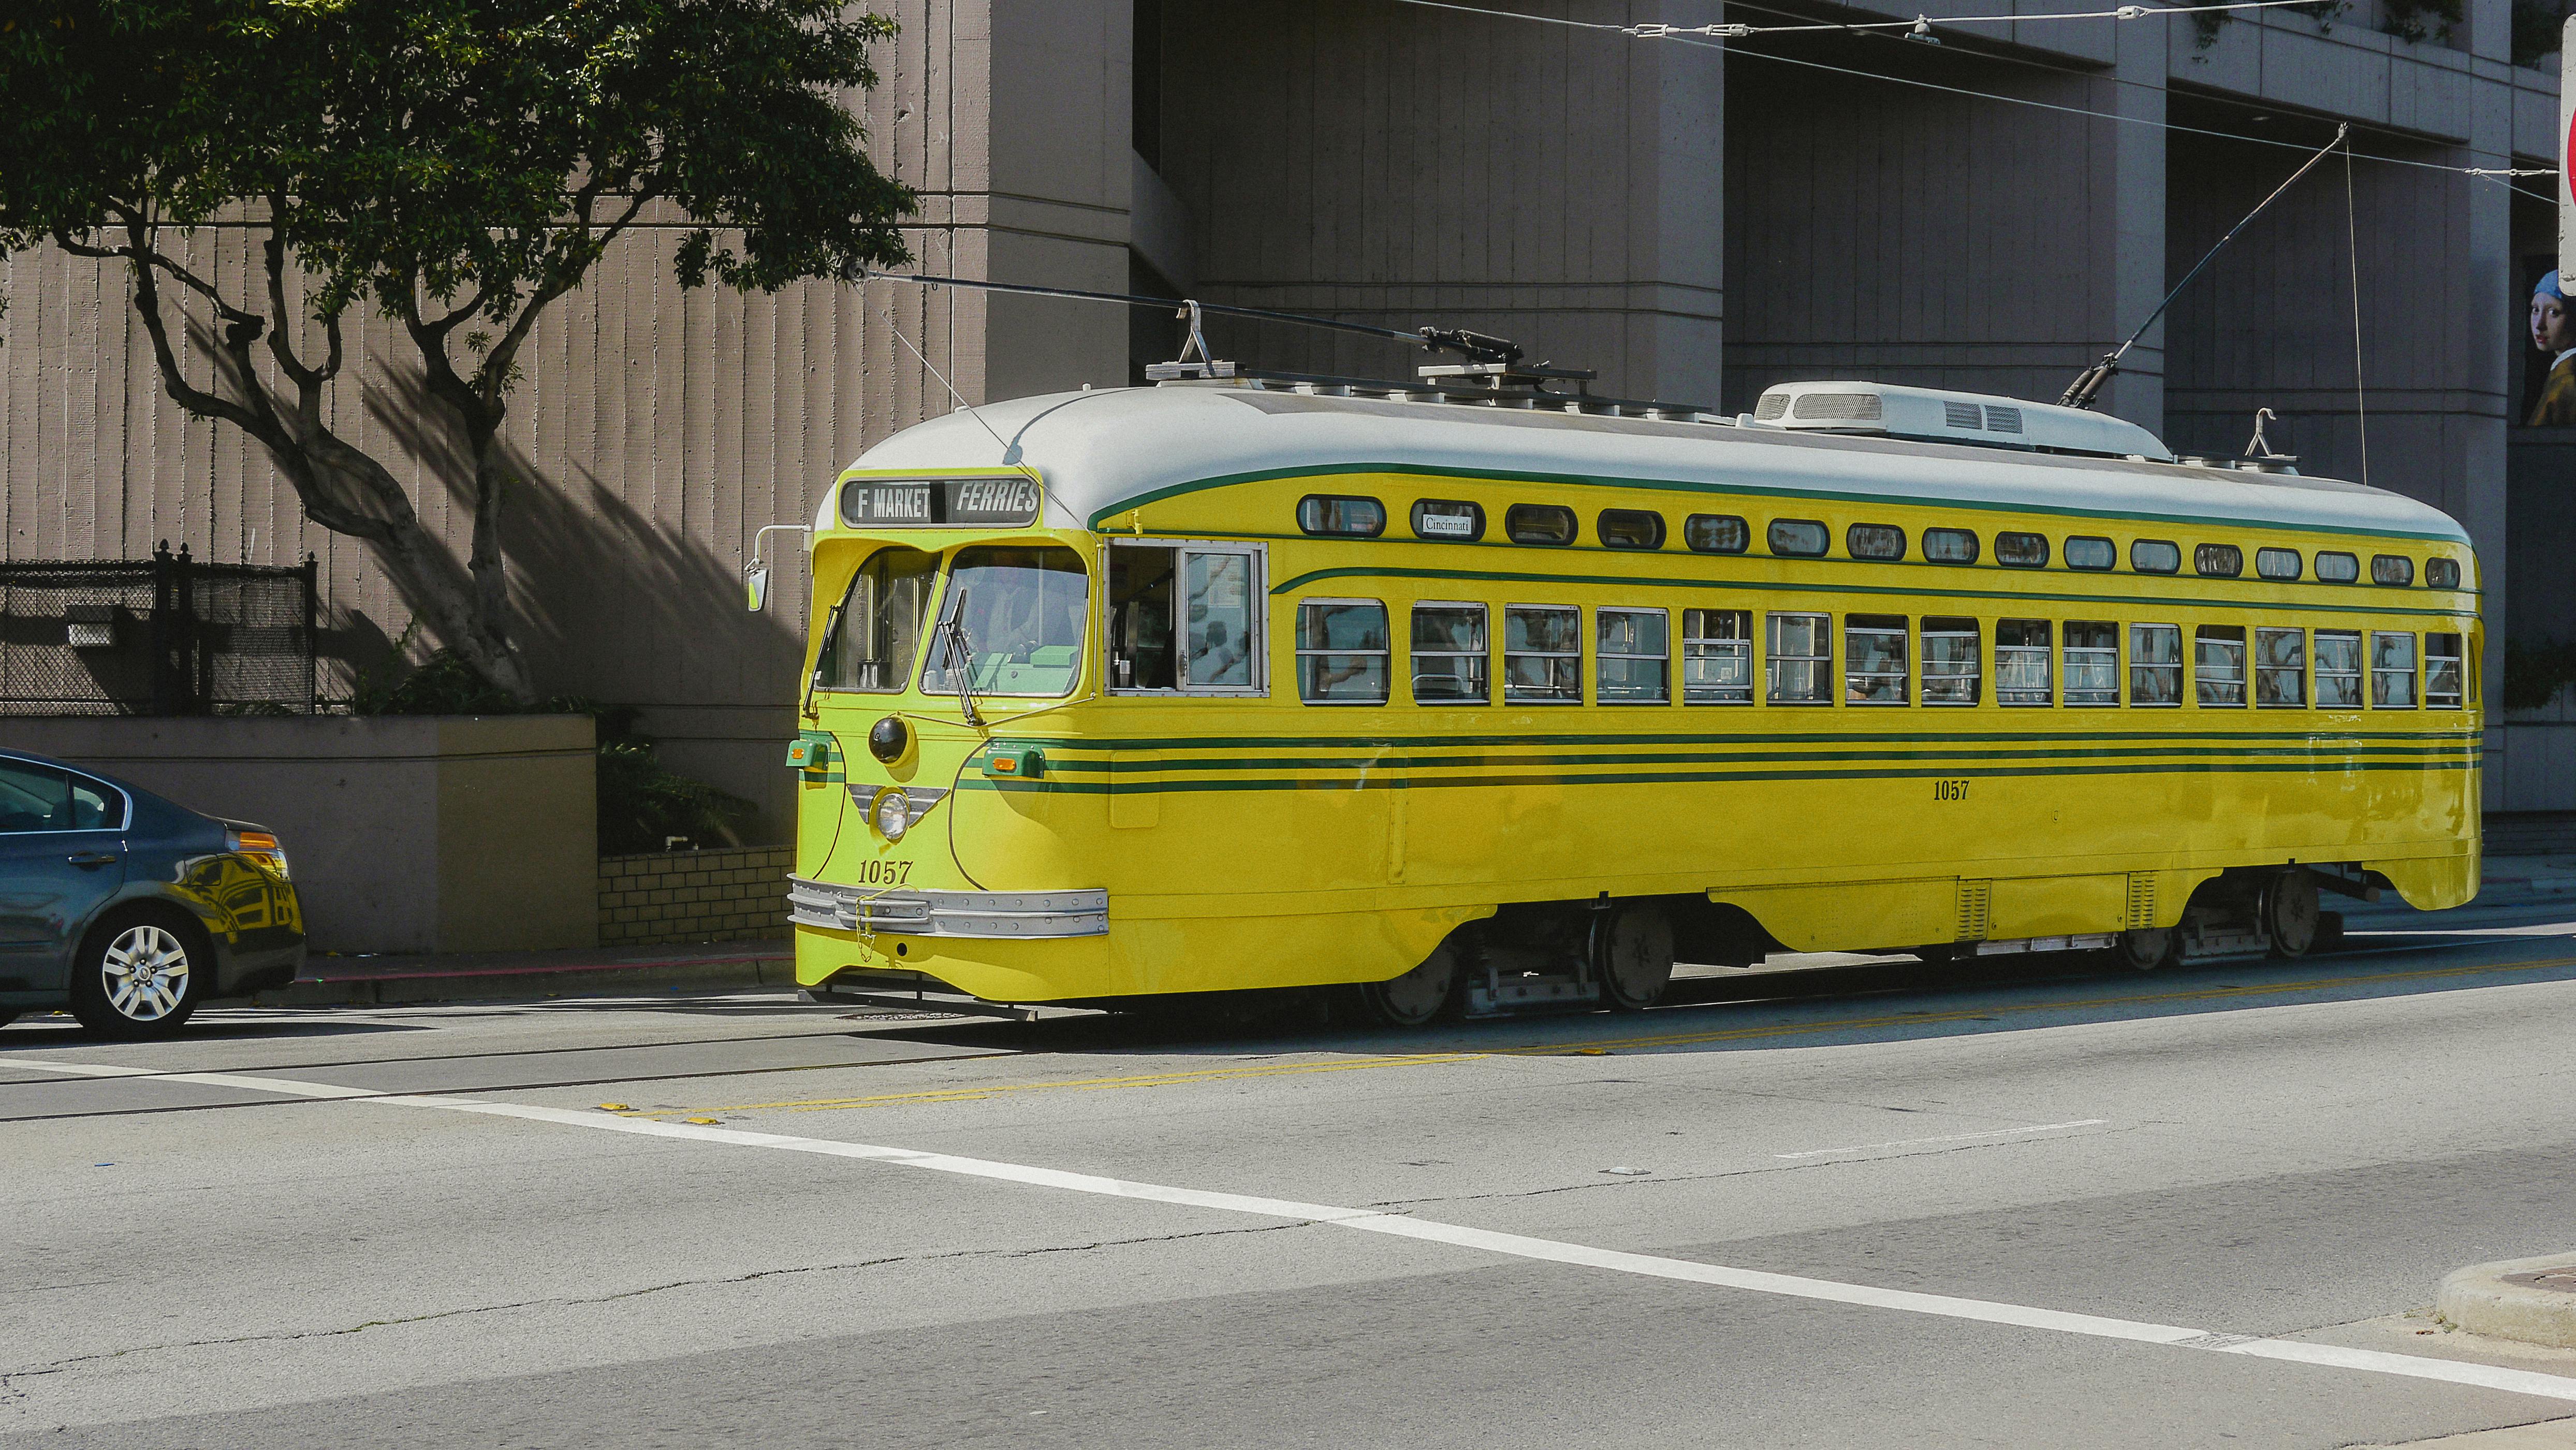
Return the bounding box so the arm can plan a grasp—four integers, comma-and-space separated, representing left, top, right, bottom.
1749, 381, 2174, 462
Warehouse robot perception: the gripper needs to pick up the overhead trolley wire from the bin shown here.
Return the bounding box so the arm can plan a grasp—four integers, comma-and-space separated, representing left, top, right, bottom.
1381, 0, 2558, 182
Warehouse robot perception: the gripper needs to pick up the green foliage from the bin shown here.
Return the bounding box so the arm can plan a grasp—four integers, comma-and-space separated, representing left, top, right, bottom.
591, 707, 758, 857
2503, 639, 2576, 713
349, 631, 756, 855
2379, 0, 2463, 42
2, 0, 917, 340
2512, 0, 2568, 65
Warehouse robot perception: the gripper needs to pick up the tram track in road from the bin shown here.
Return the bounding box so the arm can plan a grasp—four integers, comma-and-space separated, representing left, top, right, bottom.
606, 937, 2576, 1122
6, 927, 2563, 1128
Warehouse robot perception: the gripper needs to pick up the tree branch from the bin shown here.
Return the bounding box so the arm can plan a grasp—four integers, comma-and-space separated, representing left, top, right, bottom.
478, 185, 654, 405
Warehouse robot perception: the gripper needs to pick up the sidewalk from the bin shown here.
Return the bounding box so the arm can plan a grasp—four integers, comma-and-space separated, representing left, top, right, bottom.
257, 939, 792, 1007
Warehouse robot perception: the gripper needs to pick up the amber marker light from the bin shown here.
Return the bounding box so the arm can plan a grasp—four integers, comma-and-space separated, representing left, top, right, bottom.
229, 829, 290, 878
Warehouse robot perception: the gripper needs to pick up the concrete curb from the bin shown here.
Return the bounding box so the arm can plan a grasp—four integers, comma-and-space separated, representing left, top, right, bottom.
253, 952, 794, 1007
2437, 1254, 2576, 1349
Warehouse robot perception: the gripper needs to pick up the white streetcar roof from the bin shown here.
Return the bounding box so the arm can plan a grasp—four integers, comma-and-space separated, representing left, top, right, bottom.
831, 384, 2468, 546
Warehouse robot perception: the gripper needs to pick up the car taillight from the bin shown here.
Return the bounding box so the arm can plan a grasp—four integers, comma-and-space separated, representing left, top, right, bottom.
229, 829, 289, 878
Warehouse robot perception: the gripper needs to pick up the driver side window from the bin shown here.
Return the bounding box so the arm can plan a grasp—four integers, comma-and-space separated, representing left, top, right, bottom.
1108, 542, 1265, 693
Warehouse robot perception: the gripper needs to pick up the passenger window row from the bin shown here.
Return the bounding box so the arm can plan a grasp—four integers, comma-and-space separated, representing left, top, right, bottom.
1293, 600, 2470, 711
1293, 494, 2464, 589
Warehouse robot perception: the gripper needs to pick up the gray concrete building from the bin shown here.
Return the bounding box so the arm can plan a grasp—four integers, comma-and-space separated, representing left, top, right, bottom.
4, 0, 2569, 836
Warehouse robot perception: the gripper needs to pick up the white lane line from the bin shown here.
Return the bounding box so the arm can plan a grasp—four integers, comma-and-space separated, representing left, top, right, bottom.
13, 1057, 2576, 1406
1775, 1118, 2110, 1159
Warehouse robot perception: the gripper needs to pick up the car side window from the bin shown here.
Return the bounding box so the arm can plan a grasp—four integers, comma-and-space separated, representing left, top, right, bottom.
69, 777, 119, 830
0, 760, 75, 833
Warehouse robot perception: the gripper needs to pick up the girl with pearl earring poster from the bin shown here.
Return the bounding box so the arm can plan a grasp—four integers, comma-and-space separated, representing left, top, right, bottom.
2530, 269, 2576, 426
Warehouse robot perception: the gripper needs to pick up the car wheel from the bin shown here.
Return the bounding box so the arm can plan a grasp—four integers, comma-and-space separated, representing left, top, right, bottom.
70, 909, 204, 1039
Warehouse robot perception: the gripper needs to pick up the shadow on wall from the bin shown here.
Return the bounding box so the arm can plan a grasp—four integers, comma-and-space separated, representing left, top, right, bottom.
357, 364, 808, 705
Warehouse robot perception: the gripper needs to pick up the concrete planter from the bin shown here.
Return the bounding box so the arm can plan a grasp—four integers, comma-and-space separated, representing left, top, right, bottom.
0, 715, 597, 954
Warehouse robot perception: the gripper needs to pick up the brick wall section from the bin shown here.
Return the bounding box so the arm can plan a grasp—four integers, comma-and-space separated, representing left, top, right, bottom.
599, 845, 794, 946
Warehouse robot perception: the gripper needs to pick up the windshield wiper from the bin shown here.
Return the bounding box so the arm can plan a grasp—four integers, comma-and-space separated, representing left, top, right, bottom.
938, 590, 985, 728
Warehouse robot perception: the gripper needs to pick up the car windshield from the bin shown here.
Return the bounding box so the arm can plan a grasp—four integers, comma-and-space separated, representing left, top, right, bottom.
919, 546, 1089, 699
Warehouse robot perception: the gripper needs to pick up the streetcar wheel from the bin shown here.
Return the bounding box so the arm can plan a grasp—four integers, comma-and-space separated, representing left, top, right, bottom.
1359, 943, 1461, 1028
1599, 906, 1675, 1012
2263, 871, 2320, 958
2113, 927, 2175, 973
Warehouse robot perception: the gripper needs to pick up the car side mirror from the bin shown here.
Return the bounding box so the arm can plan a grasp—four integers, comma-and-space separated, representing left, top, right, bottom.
744, 566, 770, 614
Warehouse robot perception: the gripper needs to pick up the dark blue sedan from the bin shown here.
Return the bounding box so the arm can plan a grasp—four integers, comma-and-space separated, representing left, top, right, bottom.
0, 748, 305, 1038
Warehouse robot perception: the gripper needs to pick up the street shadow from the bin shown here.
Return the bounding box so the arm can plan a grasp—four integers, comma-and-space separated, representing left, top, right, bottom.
0, 1014, 427, 1045
838, 933, 2576, 1063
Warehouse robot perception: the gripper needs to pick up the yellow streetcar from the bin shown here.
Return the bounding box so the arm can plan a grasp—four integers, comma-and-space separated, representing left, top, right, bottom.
771, 371, 2478, 1024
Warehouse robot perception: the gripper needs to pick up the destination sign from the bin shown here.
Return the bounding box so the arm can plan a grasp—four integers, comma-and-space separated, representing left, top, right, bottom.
838, 475, 1043, 529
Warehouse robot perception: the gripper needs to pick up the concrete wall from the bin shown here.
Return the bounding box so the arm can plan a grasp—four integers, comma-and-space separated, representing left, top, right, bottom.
1154, 0, 1725, 403
0, 716, 597, 953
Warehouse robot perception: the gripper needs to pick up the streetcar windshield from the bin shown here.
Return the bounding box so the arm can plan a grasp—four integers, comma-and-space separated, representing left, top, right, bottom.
920, 546, 1089, 698
817, 546, 938, 692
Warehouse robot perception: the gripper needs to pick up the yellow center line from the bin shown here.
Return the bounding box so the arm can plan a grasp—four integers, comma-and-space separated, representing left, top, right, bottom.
618, 953, 2576, 1120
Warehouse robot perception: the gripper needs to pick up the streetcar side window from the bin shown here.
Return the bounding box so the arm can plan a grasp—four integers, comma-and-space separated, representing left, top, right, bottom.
1599, 510, 1666, 550
2257, 548, 2303, 581
2317, 552, 2361, 583
2427, 558, 2462, 589
1682, 609, 1754, 705
1997, 620, 2052, 705
1108, 542, 1263, 693
1685, 515, 1749, 554
2130, 624, 2182, 706
2372, 555, 2416, 587
1847, 525, 1906, 561
1506, 504, 1577, 546
1108, 546, 1177, 690
2315, 630, 2364, 707
2194, 543, 2244, 578
1845, 615, 1908, 704
1503, 605, 1582, 704
1412, 602, 1490, 705
1598, 608, 1671, 704
2132, 540, 2182, 574
1996, 533, 2049, 569
1924, 529, 1979, 565
1768, 520, 1829, 558
1296, 600, 1389, 705
1766, 612, 1832, 704
2065, 536, 2115, 571
2195, 626, 2247, 707
2372, 631, 2417, 706
2255, 627, 2306, 707
2425, 632, 2465, 707
1412, 499, 1485, 542
1922, 617, 1981, 705
2065, 622, 2118, 706
1297, 496, 1386, 538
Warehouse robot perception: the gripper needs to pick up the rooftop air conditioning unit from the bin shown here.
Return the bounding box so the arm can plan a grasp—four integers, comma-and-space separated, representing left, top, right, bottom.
1750, 382, 2175, 462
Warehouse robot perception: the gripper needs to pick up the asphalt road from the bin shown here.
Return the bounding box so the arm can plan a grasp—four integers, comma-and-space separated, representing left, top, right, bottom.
6, 902, 2576, 1448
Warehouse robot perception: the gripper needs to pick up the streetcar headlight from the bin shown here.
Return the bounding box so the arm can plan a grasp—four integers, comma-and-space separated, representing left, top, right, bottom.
872, 790, 912, 841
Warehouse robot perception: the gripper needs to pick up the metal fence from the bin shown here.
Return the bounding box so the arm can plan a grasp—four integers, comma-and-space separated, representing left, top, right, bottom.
0, 544, 319, 715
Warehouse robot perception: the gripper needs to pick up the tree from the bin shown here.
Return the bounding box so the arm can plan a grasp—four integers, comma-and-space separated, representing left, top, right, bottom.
1, 0, 916, 699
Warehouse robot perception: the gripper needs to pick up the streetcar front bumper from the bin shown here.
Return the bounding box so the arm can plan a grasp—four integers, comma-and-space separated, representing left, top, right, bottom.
787, 877, 1109, 938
